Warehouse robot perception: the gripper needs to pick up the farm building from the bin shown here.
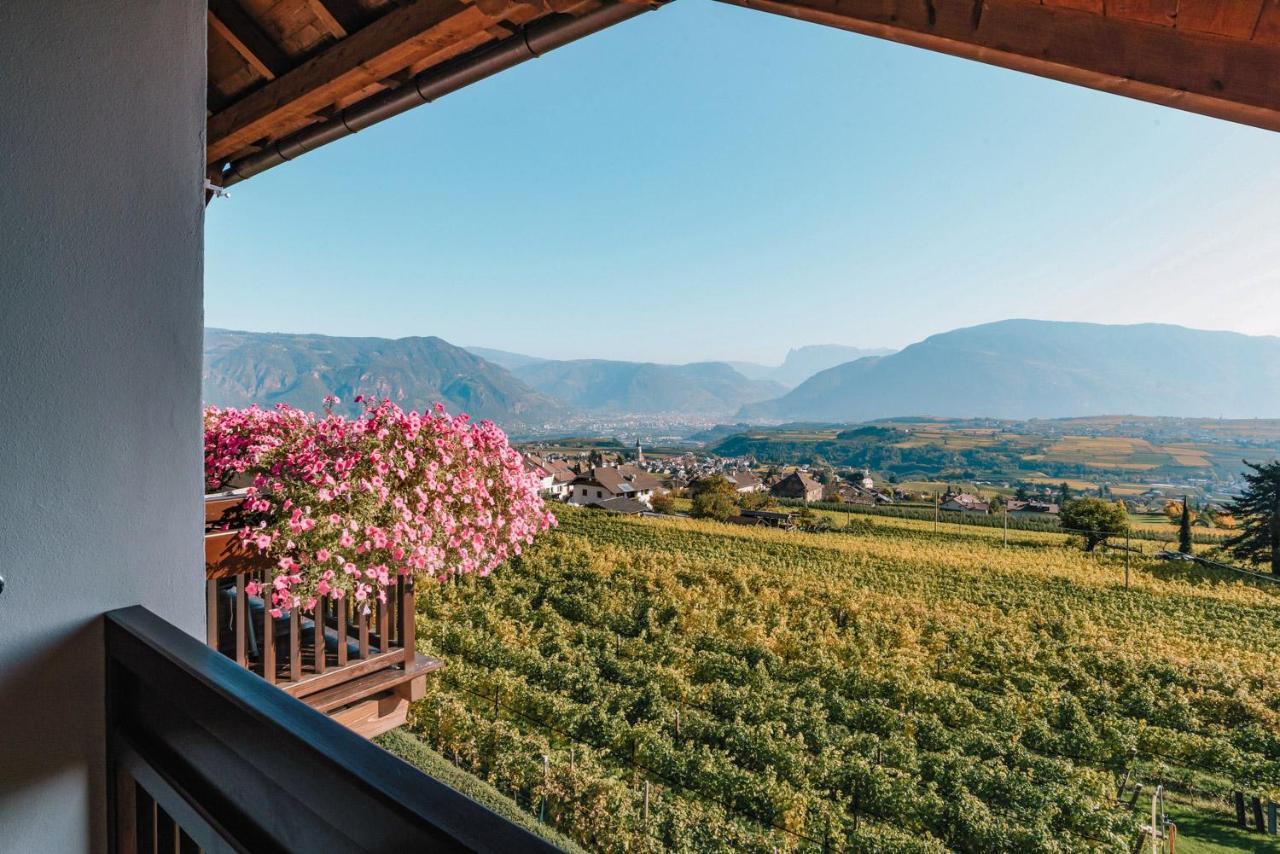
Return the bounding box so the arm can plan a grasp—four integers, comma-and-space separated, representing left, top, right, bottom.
772, 471, 824, 503
941, 493, 990, 514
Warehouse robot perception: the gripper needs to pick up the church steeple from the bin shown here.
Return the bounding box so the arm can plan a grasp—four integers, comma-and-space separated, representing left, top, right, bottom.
634, 438, 644, 464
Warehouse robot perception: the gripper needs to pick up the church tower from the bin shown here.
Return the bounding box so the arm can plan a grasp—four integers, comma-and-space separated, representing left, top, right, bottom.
634, 439, 644, 464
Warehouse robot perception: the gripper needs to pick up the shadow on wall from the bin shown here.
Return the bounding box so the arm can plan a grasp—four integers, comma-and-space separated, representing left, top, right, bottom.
0, 618, 104, 853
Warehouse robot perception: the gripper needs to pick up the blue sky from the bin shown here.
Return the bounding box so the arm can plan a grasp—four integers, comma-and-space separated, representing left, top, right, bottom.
206, 1, 1280, 365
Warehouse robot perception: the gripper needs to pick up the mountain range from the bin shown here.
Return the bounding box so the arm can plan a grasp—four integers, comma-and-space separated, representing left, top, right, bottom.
204, 320, 1280, 430
507, 359, 784, 416
727, 344, 896, 388
738, 320, 1280, 421
203, 328, 567, 428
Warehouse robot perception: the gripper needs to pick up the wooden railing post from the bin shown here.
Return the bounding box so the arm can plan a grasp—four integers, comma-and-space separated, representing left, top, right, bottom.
358, 608, 369, 659
336, 597, 348, 667
313, 596, 327, 675
114, 764, 138, 854
400, 577, 415, 665
234, 574, 247, 668
262, 599, 276, 684
289, 609, 301, 682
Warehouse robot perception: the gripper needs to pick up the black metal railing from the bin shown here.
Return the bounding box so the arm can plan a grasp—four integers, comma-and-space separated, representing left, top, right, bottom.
105, 605, 557, 853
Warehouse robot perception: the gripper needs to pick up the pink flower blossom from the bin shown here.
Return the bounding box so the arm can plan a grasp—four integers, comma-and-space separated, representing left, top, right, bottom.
203, 397, 550, 612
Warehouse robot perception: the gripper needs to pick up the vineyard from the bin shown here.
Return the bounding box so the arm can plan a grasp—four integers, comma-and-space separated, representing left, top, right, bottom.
395, 506, 1280, 852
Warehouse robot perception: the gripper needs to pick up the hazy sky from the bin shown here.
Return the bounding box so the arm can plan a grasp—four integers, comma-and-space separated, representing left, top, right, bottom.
205, 1, 1280, 365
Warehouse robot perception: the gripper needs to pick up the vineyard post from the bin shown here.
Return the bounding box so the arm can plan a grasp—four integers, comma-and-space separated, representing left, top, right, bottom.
1125, 529, 1131, 590
934, 493, 939, 533
540, 753, 549, 824
494, 686, 501, 720
643, 780, 650, 823
1003, 504, 1008, 547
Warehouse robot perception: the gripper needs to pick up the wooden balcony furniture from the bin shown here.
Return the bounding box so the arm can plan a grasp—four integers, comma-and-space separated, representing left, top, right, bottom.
204, 491, 439, 738
106, 605, 553, 852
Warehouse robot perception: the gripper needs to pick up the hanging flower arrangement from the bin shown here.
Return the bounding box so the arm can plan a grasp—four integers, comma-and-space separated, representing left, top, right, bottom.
203, 396, 554, 618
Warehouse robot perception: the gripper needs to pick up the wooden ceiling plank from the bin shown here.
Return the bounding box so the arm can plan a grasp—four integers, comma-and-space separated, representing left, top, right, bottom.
714, 0, 1280, 132
207, 0, 513, 163
1042, 0, 1103, 12
208, 0, 292, 80
1254, 1, 1280, 46
1106, 0, 1177, 28
404, 27, 496, 74
302, 0, 352, 39
311, 0, 372, 34
1176, 0, 1265, 39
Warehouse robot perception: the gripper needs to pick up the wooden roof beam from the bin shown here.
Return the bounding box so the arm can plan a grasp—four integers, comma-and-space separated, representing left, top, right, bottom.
207, 0, 515, 164
306, 0, 377, 38
716, 0, 1280, 133
208, 0, 292, 80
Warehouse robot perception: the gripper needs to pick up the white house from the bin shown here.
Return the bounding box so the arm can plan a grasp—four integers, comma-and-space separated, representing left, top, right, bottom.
524, 454, 575, 501
568, 465, 662, 508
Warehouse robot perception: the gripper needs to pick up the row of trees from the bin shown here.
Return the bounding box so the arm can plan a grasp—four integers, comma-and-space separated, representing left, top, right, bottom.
1056, 461, 1280, 574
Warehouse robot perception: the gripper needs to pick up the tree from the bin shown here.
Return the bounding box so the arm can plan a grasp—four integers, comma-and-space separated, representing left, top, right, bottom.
1224, 460, 1280, 575
1059, 498, 1128, 552
1163, 500, 1183, 522
1014, 484, 1030, 502
650, 492, 675, 515
690, 476, 737, 522
1057, 482, 1072, 506
739, 490, 775, 511
1178, 495, 1193, 554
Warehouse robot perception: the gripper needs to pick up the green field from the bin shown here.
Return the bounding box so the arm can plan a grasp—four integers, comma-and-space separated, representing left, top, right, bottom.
398, 506, 1280, 852
708, 418, 1280, 488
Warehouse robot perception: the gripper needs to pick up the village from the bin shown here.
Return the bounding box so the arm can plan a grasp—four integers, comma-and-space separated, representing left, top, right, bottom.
520, 438, 1249, 536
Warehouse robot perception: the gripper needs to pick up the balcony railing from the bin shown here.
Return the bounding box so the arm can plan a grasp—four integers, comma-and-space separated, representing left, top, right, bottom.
204, 492, 438, 737
105, 605, 555, 852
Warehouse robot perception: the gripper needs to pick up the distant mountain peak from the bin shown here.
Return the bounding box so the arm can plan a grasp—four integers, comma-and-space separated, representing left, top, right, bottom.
739, 320, 1280, 422
729, 344, 896, 388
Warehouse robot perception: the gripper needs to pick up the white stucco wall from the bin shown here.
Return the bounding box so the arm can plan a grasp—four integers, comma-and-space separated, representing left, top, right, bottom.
0, 2, 205, 850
